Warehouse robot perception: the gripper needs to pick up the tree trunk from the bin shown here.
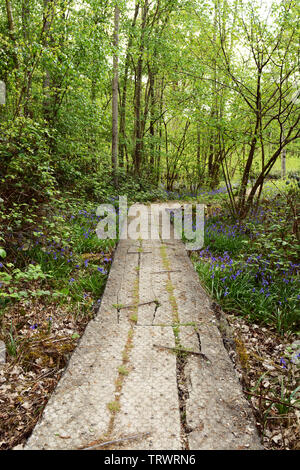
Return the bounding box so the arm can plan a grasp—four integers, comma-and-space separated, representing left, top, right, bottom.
22, 0, 30, 42
156, 76, 165, 185
5, 0, 15, 38
5, 0, 18, 69
133, 0, 149, 174
112, 5, 120, 187
281, 131, 286, 178
43, 0, 53, 122
149, 65, 155, 167
119, 1, 140, 168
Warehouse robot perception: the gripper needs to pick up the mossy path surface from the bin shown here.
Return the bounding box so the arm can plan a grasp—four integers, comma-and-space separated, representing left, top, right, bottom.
25, 203, 262, 450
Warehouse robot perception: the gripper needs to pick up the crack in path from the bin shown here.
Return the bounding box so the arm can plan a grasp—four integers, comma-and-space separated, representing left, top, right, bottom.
158, 242, 192, 449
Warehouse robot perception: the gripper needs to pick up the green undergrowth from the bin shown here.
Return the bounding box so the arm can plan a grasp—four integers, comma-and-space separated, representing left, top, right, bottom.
192, 189, 300, 335
0, 196, 118, 354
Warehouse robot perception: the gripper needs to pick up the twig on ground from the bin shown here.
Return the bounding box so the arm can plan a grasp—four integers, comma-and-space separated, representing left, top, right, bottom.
80, 432, 151, 450
244, 391, 300, 410
153, 344, 210, 362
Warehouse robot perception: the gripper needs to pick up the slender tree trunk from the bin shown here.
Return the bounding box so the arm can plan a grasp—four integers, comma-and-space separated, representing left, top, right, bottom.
237, 71, 262, 217
208, 1, 218, 187
156, 76, 164, 185
22, 0, 32, 116
149, 65, 156, 167
5, 0, 18, 69
133, 0, 149, 174
43, 0, 53, 122
112, 5, 120, 187
5, 0, 15, 38
119, 1, 140, 168
22, 0, 30, 41
281, 131, 286, 178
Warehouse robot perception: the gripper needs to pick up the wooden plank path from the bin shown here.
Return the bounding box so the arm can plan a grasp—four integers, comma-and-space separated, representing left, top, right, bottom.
25, 203, 262, 450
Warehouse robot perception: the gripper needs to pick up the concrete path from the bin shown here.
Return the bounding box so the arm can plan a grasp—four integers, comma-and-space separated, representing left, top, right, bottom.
25, 203, 262, 450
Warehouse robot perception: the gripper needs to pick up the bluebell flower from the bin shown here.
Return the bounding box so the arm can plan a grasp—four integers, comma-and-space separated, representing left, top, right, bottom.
280, 358, 287, 369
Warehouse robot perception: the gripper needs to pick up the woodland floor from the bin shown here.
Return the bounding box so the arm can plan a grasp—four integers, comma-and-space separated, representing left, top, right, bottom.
0, 201, 299, 450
